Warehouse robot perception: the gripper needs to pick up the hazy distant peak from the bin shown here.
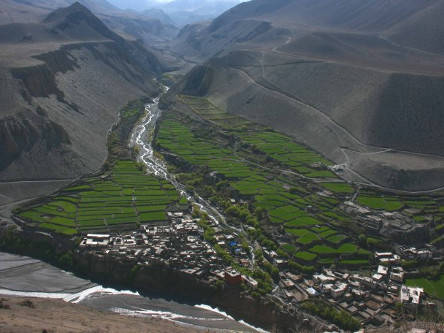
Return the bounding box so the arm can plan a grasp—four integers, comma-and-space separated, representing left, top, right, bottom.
44, 1, 123, 42
77, 0, 119, 11
143, 8, 175, 26
44, 2, 94, 23
107, 0, 247, 26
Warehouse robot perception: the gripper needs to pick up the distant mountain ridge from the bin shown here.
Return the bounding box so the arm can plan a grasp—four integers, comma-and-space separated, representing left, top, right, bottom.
44, 1, 123, 41
143, 8, 175, 26
0, 0, 179, 44
108, 0, 245, 26
177, 0, 444, 58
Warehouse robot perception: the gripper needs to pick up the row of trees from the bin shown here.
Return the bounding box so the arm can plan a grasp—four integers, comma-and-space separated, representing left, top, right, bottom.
301, 300, 360, 331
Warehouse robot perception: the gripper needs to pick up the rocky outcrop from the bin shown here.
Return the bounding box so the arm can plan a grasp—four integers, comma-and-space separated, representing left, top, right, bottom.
0, 111, 71, 173
73, 252, 323, 332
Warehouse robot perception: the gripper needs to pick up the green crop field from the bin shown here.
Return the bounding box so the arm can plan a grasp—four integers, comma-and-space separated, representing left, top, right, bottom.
281, 243, 298, 256
321, 182, 355, 194
327, 234, 347, 244
237, 130, 335, 179
178, 95, 251, 130
179, 95, 337, 179
339, 259, 369, 266
155, 97, 406, 269
285, 229, 320, 246
155, 105, 372, 268
319, 229, 337, 239
270, 206, 306, 221
295, 251, 318, 262
310, 243, 358, 256
357, 195, 403, 211
18, 160, 182, 235
285, 216, 322, 228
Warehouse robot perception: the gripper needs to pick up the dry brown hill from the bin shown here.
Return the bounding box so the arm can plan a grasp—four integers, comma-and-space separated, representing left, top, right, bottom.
171, 0, 444, 191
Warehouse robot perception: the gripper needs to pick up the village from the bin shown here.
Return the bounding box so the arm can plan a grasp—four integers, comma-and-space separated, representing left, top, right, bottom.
276, 250, 436, 327
341, 201, 428, 243
79, 211, 260, 289
78, 205, 441, 329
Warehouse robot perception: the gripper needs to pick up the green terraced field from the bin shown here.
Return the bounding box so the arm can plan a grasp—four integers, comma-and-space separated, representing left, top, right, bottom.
160, 97, 444, 272
310, 243, 359, 256
281, 243, 298, 256
18, 160, 181, 235
155, 104, 375, 269
179, 95, 251, 130
295, 251, 318, 262
285, 229, 320, 246
237, 131, 336, 179
179, 95, 337, 179
321, 182, 355, 194
356, 190, 444, 226
327, 234, 347, 245
270, 206, 306, 221
357, 195, 404, 211
285, 217, 322, 228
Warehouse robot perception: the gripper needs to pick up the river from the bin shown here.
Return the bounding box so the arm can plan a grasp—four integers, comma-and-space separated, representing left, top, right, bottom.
129, 87, 228, 228
0, 252, 262, 332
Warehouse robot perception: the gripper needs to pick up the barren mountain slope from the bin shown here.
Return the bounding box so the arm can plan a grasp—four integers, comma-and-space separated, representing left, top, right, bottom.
385, 0, 444, 55
171, 0, 444, 191
0, 3, 162, 205
207, 0, 439, 34
0, 0, 178, 44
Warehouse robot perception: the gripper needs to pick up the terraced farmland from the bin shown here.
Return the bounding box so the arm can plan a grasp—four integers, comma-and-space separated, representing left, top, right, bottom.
179, 95, 251, 130
321, 182, 355, 194
237, 131, 336, 179
356, 190, 442, 213
357, 193, 404, 212
18, 160, 181, 235
179, 95, 338, 179
156, 97, 371, 270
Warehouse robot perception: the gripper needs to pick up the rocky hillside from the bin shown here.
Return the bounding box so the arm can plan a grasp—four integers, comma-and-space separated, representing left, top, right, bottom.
170, 0, 444, 191
0, 2, 163, 205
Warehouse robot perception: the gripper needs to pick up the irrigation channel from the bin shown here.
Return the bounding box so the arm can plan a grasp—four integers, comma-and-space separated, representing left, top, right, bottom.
0, 88, 264, 332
